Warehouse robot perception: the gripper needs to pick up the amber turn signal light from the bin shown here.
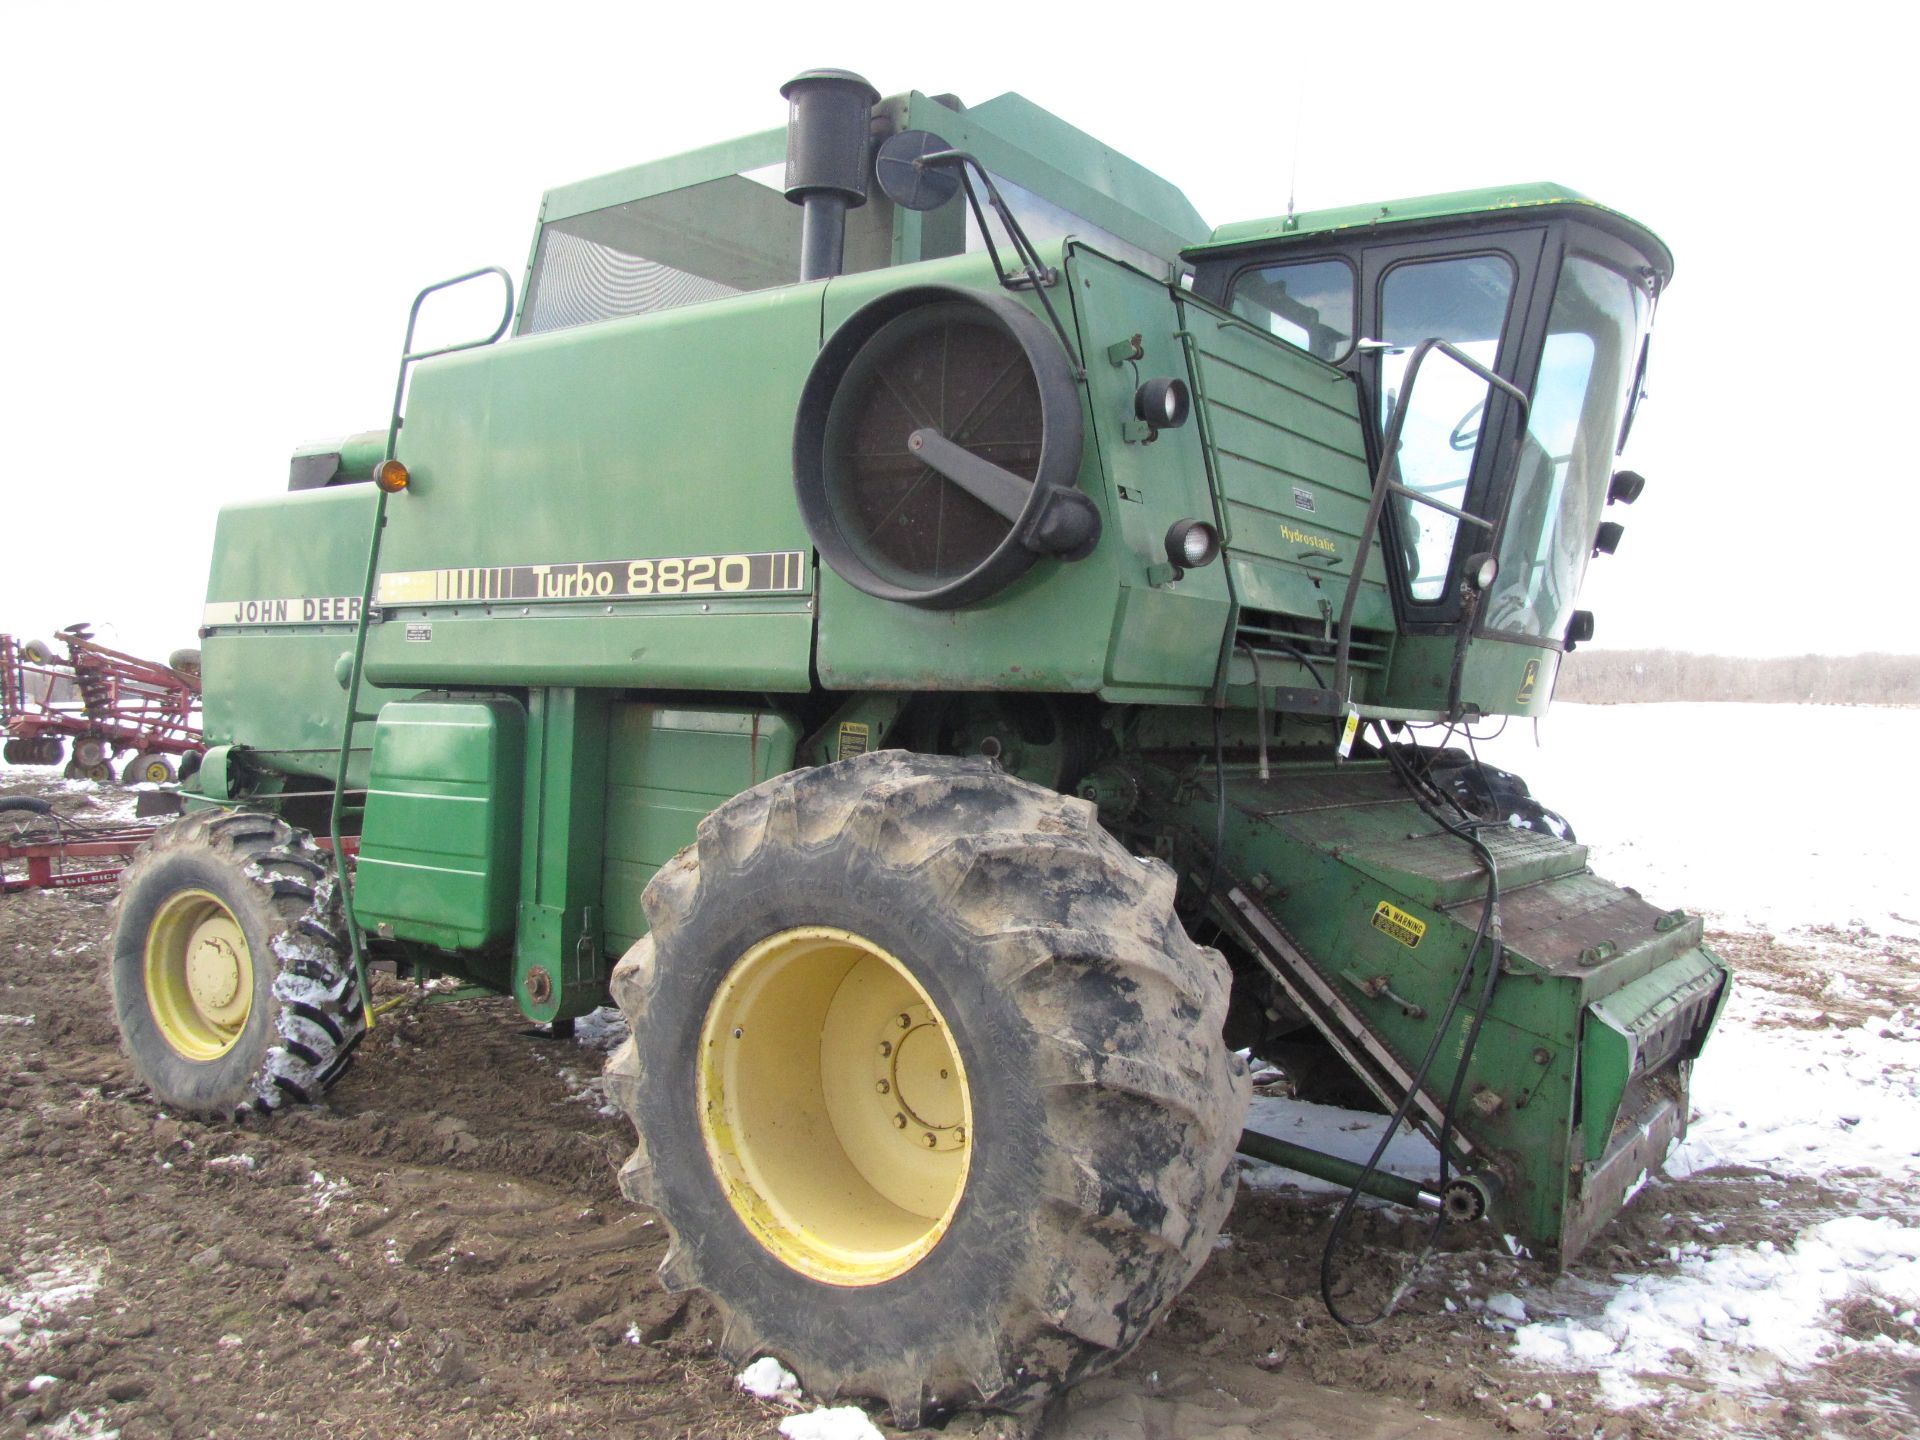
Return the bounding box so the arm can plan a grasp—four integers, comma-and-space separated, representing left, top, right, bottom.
373, 459, 410, 494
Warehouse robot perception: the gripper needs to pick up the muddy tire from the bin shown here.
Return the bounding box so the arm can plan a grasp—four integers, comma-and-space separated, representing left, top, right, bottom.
110, 810, 366, 1118
604, 751, 1248, 1425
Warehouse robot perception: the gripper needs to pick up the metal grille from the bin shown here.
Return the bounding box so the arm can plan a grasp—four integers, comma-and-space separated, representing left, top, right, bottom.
1236, 607, 1389, 674
522, 227, 741, 335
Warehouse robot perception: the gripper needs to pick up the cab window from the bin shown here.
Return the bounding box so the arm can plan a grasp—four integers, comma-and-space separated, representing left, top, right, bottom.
1227, 258, 1355, 362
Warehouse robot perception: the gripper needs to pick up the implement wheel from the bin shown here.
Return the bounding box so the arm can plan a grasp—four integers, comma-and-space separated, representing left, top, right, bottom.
122, 752, 177, 786
605, 751, 1247, 1425
110, 811, 366, 1117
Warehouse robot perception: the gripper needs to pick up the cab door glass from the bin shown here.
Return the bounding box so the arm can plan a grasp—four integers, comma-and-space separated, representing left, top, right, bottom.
1486, 256, 1646, 638
1377, 255, 1515, 601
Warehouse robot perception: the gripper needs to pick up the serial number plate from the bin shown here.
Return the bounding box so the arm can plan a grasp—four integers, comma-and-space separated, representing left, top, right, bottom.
377, 551, 807, 606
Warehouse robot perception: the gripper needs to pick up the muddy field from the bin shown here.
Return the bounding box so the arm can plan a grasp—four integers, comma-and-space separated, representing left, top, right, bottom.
4, 768, 1916, 1440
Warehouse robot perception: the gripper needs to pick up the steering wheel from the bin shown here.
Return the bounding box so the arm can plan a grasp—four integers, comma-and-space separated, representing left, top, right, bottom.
1449, 400, 1484, 452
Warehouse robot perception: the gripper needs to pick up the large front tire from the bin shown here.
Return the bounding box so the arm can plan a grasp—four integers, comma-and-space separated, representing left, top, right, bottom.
110, 811, 365, 1117
604, 752, 1248, 1425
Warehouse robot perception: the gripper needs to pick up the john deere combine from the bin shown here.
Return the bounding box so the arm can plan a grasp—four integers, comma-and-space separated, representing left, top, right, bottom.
111, 70, 1727, 1421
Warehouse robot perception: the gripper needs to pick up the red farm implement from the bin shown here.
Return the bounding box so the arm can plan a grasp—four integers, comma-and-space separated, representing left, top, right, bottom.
0, 799, 356, 894
1, 625, 203, 784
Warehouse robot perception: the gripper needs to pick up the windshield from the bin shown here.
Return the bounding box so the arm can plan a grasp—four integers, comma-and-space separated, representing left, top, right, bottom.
1485, 255, 1648, 638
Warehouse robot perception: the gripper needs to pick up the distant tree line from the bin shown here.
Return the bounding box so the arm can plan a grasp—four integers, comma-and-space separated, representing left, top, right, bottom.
1556, 649, 1920, 704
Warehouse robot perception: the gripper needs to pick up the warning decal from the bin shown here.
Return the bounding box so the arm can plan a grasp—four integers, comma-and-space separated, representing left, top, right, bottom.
1371, 900, 1427, 949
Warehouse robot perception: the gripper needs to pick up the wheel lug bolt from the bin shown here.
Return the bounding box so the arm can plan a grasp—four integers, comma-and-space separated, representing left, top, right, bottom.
897, 1013, 912, 1029
875, 1080, 890, 1094
955, 1126, 966, 1145
893, 1114, 907, 1129
878, 1041, 892, 1057
923, 1133, 937, 1148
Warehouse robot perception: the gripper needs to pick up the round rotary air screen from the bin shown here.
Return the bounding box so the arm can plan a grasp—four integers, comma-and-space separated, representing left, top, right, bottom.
823, 304, 1044, 588
794, 285, 1093, 610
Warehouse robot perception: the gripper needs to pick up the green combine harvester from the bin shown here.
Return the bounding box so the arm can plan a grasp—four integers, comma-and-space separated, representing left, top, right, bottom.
109, 70, 1729, 1422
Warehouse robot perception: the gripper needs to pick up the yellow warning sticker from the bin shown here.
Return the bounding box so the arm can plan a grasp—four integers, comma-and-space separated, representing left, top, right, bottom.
1516, 658, 1540, 706
1371, 901, 1427, 949
837, 721, 870, 759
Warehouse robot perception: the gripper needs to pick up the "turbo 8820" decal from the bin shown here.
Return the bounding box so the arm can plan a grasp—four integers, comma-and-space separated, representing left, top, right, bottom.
378, 551, 807, 606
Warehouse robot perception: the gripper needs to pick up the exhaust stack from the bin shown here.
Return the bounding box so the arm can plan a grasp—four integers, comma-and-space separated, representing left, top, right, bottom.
780, 68, 879, 282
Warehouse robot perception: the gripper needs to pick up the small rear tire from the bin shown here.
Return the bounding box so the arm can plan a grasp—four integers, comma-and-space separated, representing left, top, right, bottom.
122, 752, 176, 786
110, 810, 366, 1117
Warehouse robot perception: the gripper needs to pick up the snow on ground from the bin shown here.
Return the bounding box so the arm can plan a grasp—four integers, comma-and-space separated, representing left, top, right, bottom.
1669, 1002, 1920, 1185
1, 1246, 103, 1359
1476, 701, 1920, 940
1514, 1215, 1920, 1408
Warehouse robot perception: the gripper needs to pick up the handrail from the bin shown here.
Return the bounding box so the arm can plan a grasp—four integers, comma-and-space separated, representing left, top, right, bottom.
328, 266, 515, 1026
1332, 338, 1531, 707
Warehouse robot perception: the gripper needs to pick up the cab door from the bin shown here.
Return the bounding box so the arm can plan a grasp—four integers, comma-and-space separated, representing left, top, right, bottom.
1356, 230, 1545, 629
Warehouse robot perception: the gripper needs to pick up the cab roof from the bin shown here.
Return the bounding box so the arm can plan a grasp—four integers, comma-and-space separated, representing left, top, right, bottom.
1191, 181, 1674, 282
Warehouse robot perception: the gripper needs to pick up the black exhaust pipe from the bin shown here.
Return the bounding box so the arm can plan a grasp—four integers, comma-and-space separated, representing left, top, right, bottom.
780, 68, 879, 283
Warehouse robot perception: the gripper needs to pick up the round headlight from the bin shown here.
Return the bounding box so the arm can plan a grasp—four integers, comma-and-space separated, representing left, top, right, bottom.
1466, 552, 1498, 591
1134, 377, 1191, 430
1165, 519, 1220, 570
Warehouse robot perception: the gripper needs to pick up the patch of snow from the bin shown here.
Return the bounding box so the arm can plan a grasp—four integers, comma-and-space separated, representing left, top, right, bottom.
35, 1410, 120, 1440
1485, 1292, 1528, 1324
778, 1406, 886, 1440
306, 1171, 350, 1211
0, 1249, 102, 1358
737, 1355, 803, 1404
0, 1013, 35, 1026
553, 1066, 619, 1118
1513, 1214, 1920, 1407
571, 1005, 629, 1052
207, 1153, 257, 1172
1666, 1003, 1920, 1187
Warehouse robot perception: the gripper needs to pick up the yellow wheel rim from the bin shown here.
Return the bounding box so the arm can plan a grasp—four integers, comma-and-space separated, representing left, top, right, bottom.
144, 889, 255, 1060
698, 926, 972, 1286
142, 759, 171, 784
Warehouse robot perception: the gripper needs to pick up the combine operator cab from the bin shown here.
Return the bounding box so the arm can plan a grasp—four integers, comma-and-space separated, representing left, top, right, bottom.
1191, 191, 1661, 680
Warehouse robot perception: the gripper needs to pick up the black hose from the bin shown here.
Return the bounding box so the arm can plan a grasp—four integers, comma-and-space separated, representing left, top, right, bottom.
1318, 721, 1505, 1328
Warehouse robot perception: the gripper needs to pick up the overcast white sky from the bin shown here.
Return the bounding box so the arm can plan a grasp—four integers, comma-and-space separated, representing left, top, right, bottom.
1, 3, 1911, 661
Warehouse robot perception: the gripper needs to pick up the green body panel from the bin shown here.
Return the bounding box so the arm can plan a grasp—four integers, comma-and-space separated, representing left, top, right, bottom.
200, 485, 397, 780
812, 249, 1130, 696
1380, 634, 1563, 719
359, 283, 823, 695
602, 704, 799, 953
514, 688, 610, 1023
1146, 761, 1728, 1259
898, 92, 1207, 270
1581, 950, 1725, 1163
355, 698, 526, 951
